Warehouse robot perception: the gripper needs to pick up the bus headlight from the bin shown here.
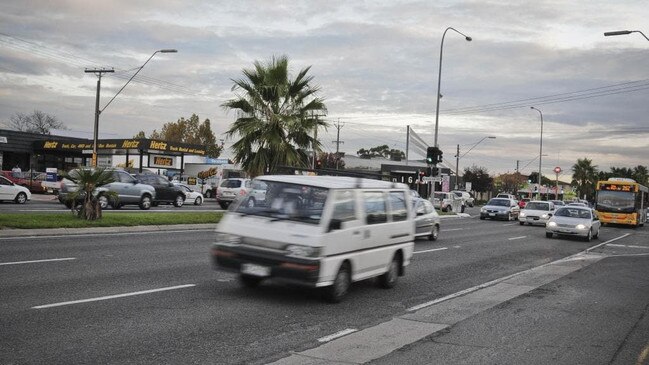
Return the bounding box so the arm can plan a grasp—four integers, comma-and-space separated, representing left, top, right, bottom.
285, 245, 321, 258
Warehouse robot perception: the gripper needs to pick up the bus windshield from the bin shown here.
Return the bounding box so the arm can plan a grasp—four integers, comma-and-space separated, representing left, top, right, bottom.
596, 190, 636, 213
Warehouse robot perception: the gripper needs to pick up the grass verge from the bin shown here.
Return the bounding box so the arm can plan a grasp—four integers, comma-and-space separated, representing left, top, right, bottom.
0, 211, 223, 229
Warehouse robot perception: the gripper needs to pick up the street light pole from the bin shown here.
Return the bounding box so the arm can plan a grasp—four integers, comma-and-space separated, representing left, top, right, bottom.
530, 107, 544, 199
604, 30, 649, 41
85, 49, 177, 167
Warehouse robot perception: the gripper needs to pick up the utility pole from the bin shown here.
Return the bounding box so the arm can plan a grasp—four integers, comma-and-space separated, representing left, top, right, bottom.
332, 119, 344, 169
84, 68, 114, 167
516, 160, 520, 173
455, 144, 460, 190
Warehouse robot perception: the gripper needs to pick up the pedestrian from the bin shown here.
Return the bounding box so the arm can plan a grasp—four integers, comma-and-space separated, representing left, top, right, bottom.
11, 164, 21, 178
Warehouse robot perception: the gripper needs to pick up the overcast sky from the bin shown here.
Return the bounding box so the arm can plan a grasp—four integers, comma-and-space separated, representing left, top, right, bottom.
1, 0, 647, 178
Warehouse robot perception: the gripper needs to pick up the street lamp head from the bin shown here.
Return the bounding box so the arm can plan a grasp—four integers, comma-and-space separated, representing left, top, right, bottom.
159, 49, 178, 53
604, 30, 632, 36
465, 36, 472, 42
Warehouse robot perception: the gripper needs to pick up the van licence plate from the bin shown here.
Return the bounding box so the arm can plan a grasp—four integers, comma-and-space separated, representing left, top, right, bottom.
241, 263, 270, 277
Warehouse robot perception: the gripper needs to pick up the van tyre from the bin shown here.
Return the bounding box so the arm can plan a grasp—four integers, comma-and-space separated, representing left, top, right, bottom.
173, 194, 184, 207
240, 274, 262, 288
379, 255, 400, 289
15, 192, 27, 204
139, 195, 152, 210
324, 262, 351, 303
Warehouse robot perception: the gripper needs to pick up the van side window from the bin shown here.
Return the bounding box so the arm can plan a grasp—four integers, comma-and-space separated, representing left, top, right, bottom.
332, 190, 356, 222
363, 191, 387, 225
388, 191, 408, 222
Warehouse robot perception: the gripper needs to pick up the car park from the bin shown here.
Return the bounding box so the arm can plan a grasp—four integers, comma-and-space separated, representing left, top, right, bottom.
413, 198, 440, 241
519, 200, 555, 226
480, 198, 520, 221
0, 175, 31, 204
59, 168, 156, 210
546, 206, 601, 241
134, 173, 186, 207
212, 175, 415, 303
216, 178, 251, 209
452, 190, 474, 207
173, 183, 204, 205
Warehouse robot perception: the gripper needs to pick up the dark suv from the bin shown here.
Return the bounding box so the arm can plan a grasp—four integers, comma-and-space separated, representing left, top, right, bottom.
134, 173, 186, 207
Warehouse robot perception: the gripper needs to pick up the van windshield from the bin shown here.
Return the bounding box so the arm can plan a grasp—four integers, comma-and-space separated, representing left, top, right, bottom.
232, 180, 328, 225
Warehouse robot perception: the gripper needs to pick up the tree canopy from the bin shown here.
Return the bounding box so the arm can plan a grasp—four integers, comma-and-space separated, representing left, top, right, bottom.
463, 165, 493, 193
222, 55, 327, 176
356, 145, 405, 160
135, 114, 223, 158
7, 110, 65, 134
571, 158, 598, 201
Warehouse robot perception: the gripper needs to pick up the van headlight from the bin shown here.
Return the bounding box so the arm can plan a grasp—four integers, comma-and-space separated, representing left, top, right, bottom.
576, 224, 587, 230
285, 245, 321, 258
215, 232, 242, 245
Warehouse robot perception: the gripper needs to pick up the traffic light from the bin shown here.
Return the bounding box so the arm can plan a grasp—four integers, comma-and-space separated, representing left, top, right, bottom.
432, 167, 439, 176
426, 147, 443, 164
315, 159, 322, 169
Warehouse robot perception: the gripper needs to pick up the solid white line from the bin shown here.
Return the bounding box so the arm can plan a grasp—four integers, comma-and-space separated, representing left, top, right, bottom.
0, 229, 215, 241
414, 247, 448, 255
317, 328, 358, 343
586, 233, 631, 253
0, 257, 76, 266
444, 228, 464, 232
607, 243, 649, 249
508, 236, 527, 241
502, 223, 518, 226
32, 284, 196, 309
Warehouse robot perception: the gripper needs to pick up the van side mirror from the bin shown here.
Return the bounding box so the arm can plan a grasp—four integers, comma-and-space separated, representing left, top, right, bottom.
328, 219, 342, 232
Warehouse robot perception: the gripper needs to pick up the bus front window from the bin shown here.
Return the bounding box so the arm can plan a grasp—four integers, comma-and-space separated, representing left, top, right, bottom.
596, 190, 636, 213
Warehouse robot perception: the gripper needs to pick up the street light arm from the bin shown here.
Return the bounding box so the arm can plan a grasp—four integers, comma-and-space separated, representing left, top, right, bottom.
460, 136, 495, 159
604, 30, 649, 41
100, 49, 177, 113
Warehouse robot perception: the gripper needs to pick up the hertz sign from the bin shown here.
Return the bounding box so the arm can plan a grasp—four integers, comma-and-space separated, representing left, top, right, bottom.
150, 155, 175, 167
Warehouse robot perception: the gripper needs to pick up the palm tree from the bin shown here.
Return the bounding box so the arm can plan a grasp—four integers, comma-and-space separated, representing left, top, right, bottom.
64, 168, 115, 220
222, 55, 327, 176
632, 165, 648, 186
571, 158, 598, 201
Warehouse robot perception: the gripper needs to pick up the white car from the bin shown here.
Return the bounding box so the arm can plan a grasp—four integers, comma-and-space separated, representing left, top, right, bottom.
174, 183, 204, 205
519, 200, 555, 226
0, 176, 31, 204
413, 198, 440, 241
546, 206, 601, 241
452, 190, 475, 207
432, 192, 456, 212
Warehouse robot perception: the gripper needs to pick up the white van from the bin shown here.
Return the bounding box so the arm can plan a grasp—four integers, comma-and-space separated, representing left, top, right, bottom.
211, 175, 415, 302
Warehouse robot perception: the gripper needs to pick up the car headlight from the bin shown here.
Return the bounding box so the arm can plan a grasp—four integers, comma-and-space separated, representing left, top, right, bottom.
215, 232, 242, 245
541, 213, 549, 219
547, 222, 557, 227
285, 244, 321, 258
576, 224, 587, 230
480, 208, 486, 213
519, 212, 526, 217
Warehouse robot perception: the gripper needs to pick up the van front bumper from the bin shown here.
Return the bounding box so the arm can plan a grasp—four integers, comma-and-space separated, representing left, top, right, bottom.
212, 244, 321, 287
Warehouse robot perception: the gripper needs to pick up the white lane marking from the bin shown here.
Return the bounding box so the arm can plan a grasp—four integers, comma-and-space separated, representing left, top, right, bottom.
0, 229, 215, 240
586, 233, 631, 253
0, 257, 76, 266
607, 243, 649, 249
444, 228, 464, 232
414, 247, 448, 255
318, 328, 358, 343
408, 233, 633, 312
32, 284, 196, 309
502, 223, 518, 226
508, 236, 527, 241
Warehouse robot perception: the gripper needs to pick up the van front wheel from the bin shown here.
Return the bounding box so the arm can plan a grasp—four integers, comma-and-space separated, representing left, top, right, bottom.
379, 255, 400, 289
324, 263, 350, 303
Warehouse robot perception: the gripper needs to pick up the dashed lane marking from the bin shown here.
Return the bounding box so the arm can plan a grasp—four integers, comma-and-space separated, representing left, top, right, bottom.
508, 236, 527, 241
317, 328, 358, 343
0, 257, 76, 266
414, 247, 448, 255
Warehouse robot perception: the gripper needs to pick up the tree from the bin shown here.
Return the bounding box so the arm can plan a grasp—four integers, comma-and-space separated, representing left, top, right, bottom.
494, 172, 527, 195
133, 131, 146, 139
356, 145, 405, 160
632, 165, 648, 186
63, 168, 116, 221
317, 152, 345, 169
571, 158, 598, 201
222, 55, 327, 176
8, 110, 65, 134
143, 114, 223, 158
463, 165, 493, 193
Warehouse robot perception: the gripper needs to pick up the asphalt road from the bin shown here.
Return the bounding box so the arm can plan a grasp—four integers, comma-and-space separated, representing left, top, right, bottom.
1, 209, 647, 364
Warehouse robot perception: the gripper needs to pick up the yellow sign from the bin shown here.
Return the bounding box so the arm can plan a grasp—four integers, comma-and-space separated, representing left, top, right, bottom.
122, 140, 140, 149
43, 141, 59, 149
153, 156, 174, 167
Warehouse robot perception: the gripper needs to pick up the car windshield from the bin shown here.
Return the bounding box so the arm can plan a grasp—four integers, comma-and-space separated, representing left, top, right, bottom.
525, 202, 549, 211
487, 199, 509, 207
596, 190, 636, 213
555, 207, 591, 219
232, 180, 328, 225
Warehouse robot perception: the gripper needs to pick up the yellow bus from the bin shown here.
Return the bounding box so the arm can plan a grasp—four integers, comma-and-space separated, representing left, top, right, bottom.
595, 178, 648, 227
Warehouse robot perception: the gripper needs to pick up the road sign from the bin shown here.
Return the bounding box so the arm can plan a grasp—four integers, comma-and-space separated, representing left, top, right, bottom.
554, 166, 562, 174
423, 176, 442, 182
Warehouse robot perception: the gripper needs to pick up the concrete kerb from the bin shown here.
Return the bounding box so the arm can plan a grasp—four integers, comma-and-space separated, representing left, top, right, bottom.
0, 224, 217, 238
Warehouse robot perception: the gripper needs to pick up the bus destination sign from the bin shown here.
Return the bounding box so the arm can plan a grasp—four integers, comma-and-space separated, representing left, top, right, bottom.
599, 183, 634, 192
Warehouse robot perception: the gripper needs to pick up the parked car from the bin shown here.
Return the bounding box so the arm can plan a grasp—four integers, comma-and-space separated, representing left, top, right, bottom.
134, 173, 186, 207
59, 168, 156, 210
451, 190, 474, 207
216, 178, 251, 209
173, 183, 204, 205
0, 175, 31, 204
413, 198, 440, 241
546, 206, 601, 241
242, 179, 267, 208
212, 175, 415, 302
480, 198, 520, 221
432, 192, 456, 212
519, 200, 555, 226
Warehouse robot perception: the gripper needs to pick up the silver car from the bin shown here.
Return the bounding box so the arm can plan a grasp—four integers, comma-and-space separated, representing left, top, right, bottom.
519, 200, 555, 226
545, 206, 601, 241
480, 198, 520, 221
413, 198, 440, 241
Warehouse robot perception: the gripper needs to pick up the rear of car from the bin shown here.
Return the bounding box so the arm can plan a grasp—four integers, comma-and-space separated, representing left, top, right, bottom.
216, 178, 251, 209
432, 192, 454, 212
